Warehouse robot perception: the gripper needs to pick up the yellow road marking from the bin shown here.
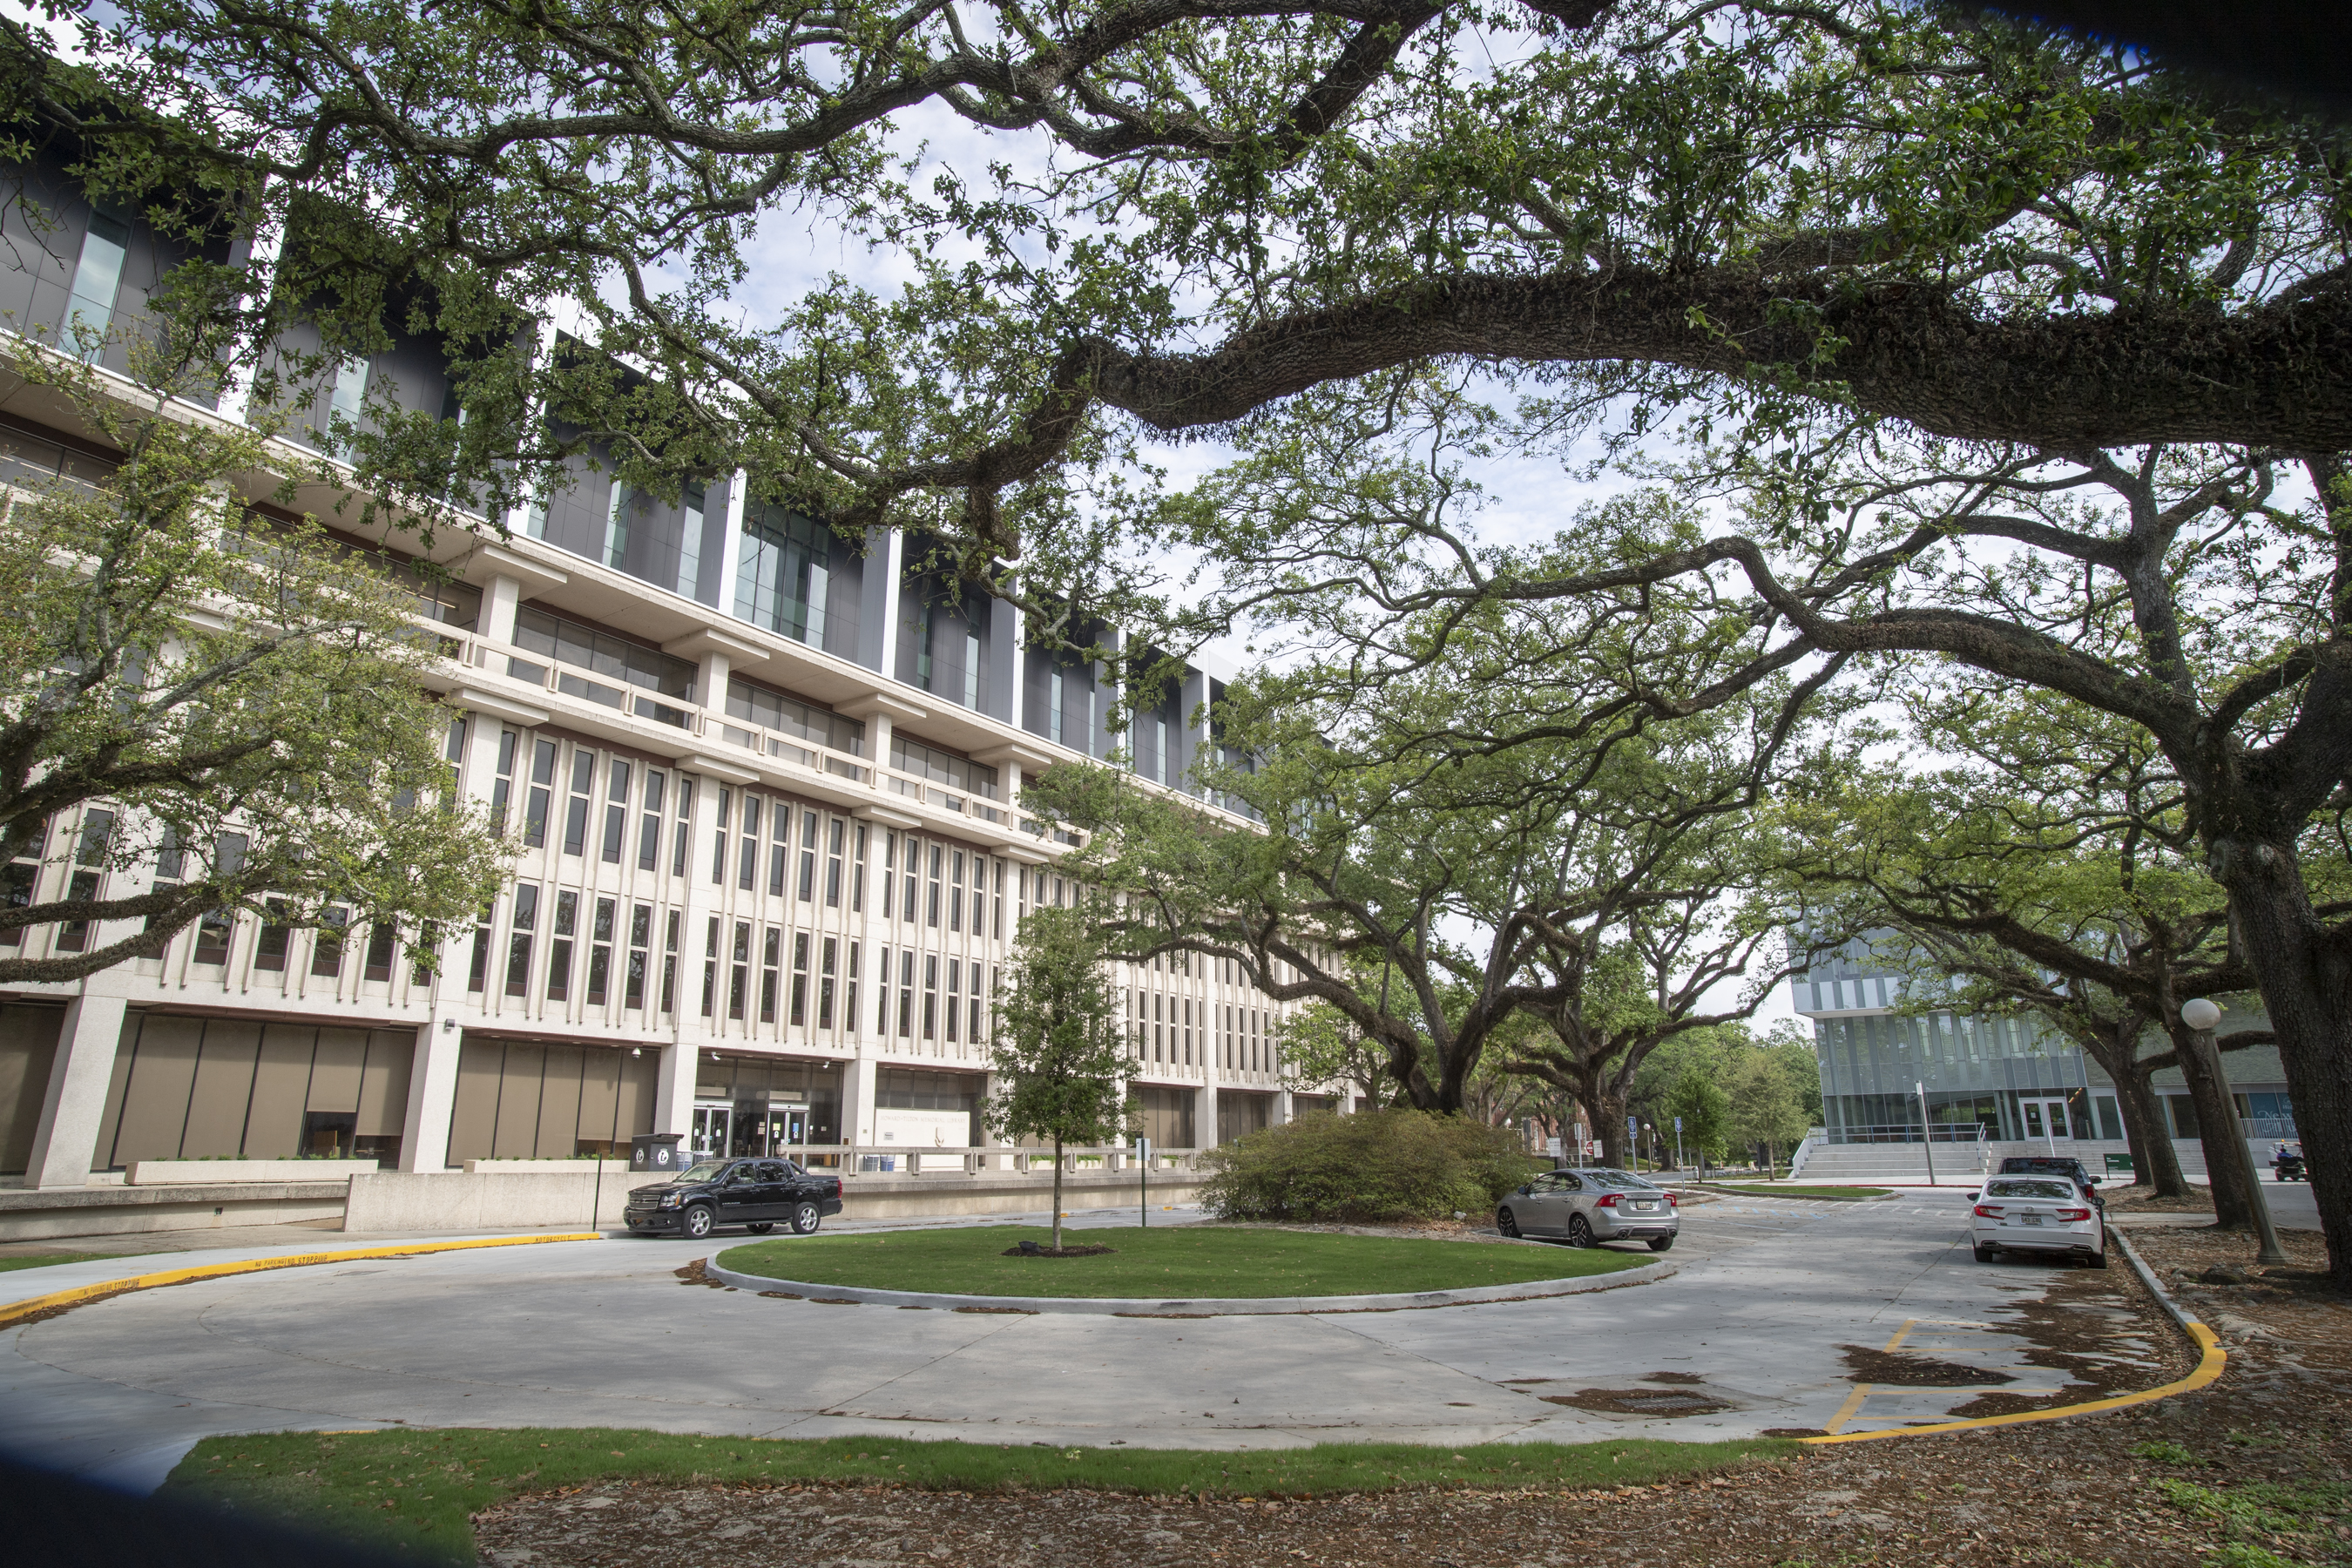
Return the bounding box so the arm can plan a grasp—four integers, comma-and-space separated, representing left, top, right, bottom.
0, 1233, 601, 1330
1879, 1318, 1917, 1354
1821, 1382, 1873, 1434
1801, 1323, 2224, 1446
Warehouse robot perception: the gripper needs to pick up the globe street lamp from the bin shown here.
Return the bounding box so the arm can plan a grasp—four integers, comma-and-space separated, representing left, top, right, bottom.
2182, 998, 2289, 1269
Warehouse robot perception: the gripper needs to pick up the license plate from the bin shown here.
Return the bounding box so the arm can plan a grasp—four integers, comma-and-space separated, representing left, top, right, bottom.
1633, 1201, 1657, 1212
2017, 1214, 2043, 1226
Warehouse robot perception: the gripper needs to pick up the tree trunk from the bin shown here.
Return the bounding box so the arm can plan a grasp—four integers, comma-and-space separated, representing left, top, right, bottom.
1578, 1076, 1627, 1168
1051, 1138, 1064, 1252
2166, 1017, 2257, 1230
2218, 853, 2352, 1290
2114, 1064, 2188, 1199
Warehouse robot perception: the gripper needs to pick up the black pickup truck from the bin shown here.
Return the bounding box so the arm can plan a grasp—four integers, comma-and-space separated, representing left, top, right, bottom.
624, 1156, 843, 1241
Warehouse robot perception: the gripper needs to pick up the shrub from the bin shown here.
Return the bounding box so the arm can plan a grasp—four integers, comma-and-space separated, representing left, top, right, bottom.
1200, 1109, 1533, 1223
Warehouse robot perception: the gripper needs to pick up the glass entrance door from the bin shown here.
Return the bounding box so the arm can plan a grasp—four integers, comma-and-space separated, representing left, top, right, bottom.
690, 1104, 732, 1158
2020, 1098, 2073, 1142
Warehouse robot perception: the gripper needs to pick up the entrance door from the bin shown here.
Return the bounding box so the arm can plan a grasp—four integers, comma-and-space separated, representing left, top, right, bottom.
690, 1104, 732, 1158
2020, 1098, 2073, 1142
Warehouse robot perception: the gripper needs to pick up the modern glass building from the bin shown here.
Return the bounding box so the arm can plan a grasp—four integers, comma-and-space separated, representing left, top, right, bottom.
1794, 943, 2297, 1146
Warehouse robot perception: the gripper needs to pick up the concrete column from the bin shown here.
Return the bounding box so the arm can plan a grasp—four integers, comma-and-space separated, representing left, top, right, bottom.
696, 651, 732, 720
855, 528, 903, 675
712, 469, 749, 617
867, 714, 895, 781
480, 571, 524, 648
841, 1053, 880, 1152
398, 1013, 464, 1172
1200, 1082, 1220, 1154
655, 1040, 698, 1138
1275, 1088, 1294, 1125
24, 993, 130, 1188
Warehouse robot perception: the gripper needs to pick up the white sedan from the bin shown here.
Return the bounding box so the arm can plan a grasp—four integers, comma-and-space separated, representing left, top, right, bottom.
1971, 1175, 2107, 1267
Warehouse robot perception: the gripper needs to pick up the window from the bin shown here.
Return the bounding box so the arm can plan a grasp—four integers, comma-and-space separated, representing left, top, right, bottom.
672, 776, 694, 876
545, 890, 578, 1000
660, 909, 679, 1013
899, 948, 915, 1037
511, 607, 696, 702
889, 734, 1000, 799
851, 824, 867, 913
639, 768, 666, 870
992, 860, 1004, 939
254, 900, 292, 971
760, 927, 780, 1024
313, 908, 353, 979
563, 748, 594, 855
490, 729, 518, 834
945, 958, 960, 1043
820, 936, 837, 1029
734, 504, 831, 644
588, 897, 614, 1006
728, 920, 749, 1020
826, 819, 844, 908
524, 738, 557, 848
363, 922, 397, 983
466, 901, 491, 991
601, 758, 631, 863
847, 941, 861, 1035
1049, 668, 1064, 744
902, 835, 918, 923
700, 915, 719, 1016
725, 675, 865, 754
799, 811, 818, 901
711, 787, 731, 884
603, 478, 632, 568
66, 210, 131, 357
506, 887, 538, 997
791, 932, 810, 1027
923, 954, 939, 1041
875, 947, 892, 1033
739, 793, 760, 892
926, 845, 941, 927
625, 902, 649, 1010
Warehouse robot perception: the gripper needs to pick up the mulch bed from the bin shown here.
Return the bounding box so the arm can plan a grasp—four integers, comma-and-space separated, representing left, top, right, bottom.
482, 1225, 2352, 1568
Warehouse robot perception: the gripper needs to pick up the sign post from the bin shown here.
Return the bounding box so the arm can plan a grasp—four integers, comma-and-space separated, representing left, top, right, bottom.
1136, 1135, 1152, 1226
1674, 1115, 1685, 1177
1916, 1081, 1938, 1187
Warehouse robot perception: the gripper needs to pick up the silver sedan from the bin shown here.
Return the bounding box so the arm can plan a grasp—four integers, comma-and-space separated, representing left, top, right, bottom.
1497, 1167, 1680, 1251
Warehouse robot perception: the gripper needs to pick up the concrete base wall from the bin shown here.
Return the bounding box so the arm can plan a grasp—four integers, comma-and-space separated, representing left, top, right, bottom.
839, 1173, 1207, 1220
345, 1171, 629, 1232
0, 1182, 348, 1240
126, 1159, 382, 1186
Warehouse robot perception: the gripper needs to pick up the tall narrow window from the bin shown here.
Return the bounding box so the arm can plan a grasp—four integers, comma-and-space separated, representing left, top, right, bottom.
625, 902, 650, 1009
700, 915, 719, 1016
65, 210, 131, 357
875, 947, 892, 1034
254, 899, 292, 971
898, 949, 915, 1037
711, 787, 732, 884
825, 820, 844, 908
819, 936, 837, 1029
659, 909, 679, 1013
949, 850, 964, 932
963, 629, 981, 709
992, 861, 1005, 939
588, 897, 614, 1005
601, 759, 631, 863
351, 916, 393, 983
603, 477, 632, 568
1155, 717, 1169, 785
563, 749, 595, 855
880, 831, 896, 919
728, 920, 749, 1020
312, 909, 352, 978
672, 777, 694, 876
970, 972, 983, 1043
944, 958, 960, 1043
738, 793, 760, 892
902, 836, 918, 922
675, 483, 706, 598
506, 886, 538, 997
798, 810, 818, 902
768, 801, 789, 896
465, 899, 490, 991
639, 769, 666, 870
790, 932, 810, 1026
851, 825, 867, 913
524, 738, 558, 848
760, 926, 780, 1024
923, 954, 939, 1040
490, 729, 518, 834
326, 356, 370, 456
846, 941, 860, 1035
547, 890, 577, 1001
926, 845, 942, 927
1048, 668, 1064, 744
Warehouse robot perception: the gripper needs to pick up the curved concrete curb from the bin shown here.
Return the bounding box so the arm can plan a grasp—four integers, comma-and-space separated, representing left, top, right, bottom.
0, 1233, 602, 1330
703, 1254, 1674, 1315
1691, 1185, 1897, 1203
1798, 1228, 2225, 1446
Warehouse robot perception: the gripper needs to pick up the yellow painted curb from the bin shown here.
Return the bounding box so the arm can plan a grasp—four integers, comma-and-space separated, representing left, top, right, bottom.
0, 1233, 601, 1330
1799, 1321, 2225, 1444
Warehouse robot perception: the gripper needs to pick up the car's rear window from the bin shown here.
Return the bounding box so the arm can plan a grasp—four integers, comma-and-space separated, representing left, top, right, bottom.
1586, 1171, 1657, 1190
1985, 1179, 2074, 1200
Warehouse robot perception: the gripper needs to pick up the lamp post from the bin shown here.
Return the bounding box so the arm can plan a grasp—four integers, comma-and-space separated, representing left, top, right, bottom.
1916, 1081, 1937, 1188
2182, 998, 2288, 1268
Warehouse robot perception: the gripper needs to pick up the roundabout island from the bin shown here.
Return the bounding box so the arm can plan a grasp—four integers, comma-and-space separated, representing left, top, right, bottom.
709, 1224, 1660, 1315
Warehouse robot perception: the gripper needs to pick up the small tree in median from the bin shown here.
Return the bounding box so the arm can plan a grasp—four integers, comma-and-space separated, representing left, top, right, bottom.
986, 905, 1135, 1253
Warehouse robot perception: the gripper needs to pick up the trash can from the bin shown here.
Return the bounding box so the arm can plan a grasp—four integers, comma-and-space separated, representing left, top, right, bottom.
631, 1132, 686, 1174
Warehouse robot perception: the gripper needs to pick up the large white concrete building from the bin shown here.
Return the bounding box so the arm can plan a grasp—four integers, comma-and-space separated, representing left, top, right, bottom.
0, 149, 1301, 1190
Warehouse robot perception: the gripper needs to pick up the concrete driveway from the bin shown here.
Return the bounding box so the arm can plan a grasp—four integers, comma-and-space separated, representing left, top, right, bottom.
1, 1192, 2174, 1494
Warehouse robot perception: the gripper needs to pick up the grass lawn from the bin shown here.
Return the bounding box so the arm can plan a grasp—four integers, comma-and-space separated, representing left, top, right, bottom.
164, 1427, 1794, 1565
1701, 1184, 1890, 1200
718, 1224, 1648, 1299
0, 1251, 102, 1274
